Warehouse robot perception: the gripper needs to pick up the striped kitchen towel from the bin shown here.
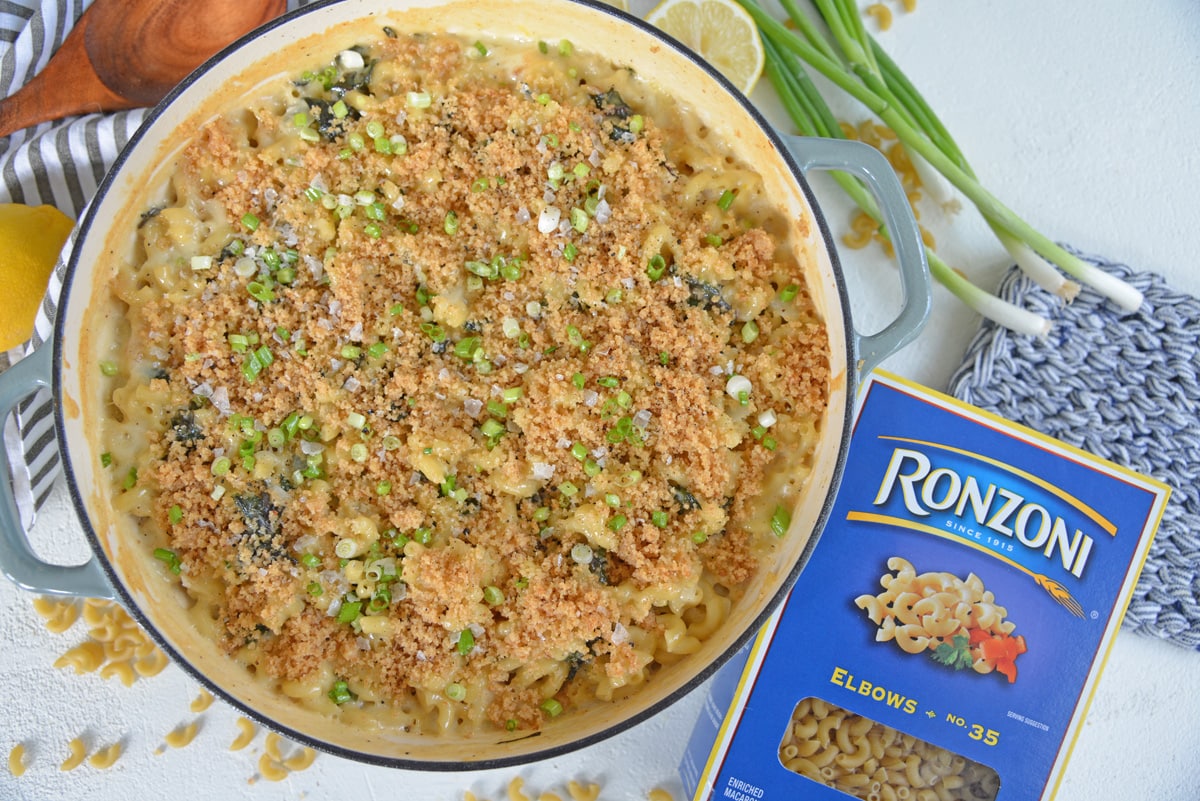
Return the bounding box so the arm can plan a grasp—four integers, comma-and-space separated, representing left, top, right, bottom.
0, 0, 309, 528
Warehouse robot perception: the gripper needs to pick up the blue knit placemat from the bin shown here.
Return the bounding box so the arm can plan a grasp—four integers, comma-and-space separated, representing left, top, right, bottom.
948, 251, 1200, 650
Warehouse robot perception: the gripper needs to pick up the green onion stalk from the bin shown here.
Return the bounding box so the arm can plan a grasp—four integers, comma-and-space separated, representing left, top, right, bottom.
760, 32, 1051, 336
740, 0, 1143, 313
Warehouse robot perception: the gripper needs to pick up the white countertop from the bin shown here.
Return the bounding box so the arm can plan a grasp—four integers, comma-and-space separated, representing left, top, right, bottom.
3, 1, 1200, 798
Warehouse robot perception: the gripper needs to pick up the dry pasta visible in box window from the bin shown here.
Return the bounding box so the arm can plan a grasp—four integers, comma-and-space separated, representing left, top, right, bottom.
855, 558, 1028, 683
95, 30, 830, 736
779, 698, 1000, 801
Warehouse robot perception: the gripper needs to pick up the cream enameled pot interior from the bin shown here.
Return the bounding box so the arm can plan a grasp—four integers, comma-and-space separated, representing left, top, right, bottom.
58, 0, 852, 766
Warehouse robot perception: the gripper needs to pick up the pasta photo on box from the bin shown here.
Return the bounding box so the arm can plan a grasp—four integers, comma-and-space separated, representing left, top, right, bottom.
681, 371, 1170, 801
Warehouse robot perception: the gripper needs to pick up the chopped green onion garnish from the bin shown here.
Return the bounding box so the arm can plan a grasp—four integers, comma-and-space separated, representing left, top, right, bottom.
570, 442, 588, 461
328, 680, 353, 704
341, 344, 362, 360
480, 419, 505, 439
770, 504, 791, 538
762, 435, 778, 451
486, 399, 507, 419
570, 207, 588, 232
607, 514, 627, 531
444, 210, 459, 235
454, 336, 481, 360
241, 213, 260, 232
646, 254, 666, 281
307, 581, 323, 596
337, 601, 362, 624
153, 547, 182, 575
533, 506, 550, 522
540, 698, 564, 717
717, 189, 736, 210
559, 481, 578, 498
779, 284, 800, 302
100, 452, 113, 468
368, 342, 388, 359
211, 457, 231, 476
456, 628, 475, 655
122, 467, 138, 490
692, 531, 708, 544
651, 510, 668, 528
301, 553, 321, 569
445, 682, 467, 701
246, 281, 275, 303
483, 585, 505, 605
168, 504, 183, 525
346, 411, 367, 430
741, 320, 759, 344
563, 242, 578, 262
420, 322, 445, 341
99, 360, 118, 377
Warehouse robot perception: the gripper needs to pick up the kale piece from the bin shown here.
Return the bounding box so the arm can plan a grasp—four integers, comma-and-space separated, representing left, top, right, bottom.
169, 410, 205, 449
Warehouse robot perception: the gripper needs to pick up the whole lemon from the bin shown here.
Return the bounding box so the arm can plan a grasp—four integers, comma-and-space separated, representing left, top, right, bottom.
0, 203, 74, 350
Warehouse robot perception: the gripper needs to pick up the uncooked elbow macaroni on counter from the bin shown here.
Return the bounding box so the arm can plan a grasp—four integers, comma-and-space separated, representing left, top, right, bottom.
7, 743, 27, 778
779, 698, 999, 801
95, 28, 830, 736
35, 596, 169, 685
855, 558, 1027, 682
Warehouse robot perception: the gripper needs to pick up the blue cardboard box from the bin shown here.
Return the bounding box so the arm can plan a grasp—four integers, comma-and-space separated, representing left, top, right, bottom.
682, 372, 1170, 801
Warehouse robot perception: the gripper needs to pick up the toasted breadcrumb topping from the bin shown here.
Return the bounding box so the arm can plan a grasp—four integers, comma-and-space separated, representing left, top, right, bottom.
107, 31, 828, 734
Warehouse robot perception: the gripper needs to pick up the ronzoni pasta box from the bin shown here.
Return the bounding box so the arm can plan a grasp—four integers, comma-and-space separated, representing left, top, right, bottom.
681, 371, 1171, 801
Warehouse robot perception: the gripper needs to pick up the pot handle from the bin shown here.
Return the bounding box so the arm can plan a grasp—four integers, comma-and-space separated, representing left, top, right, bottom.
781, 135, 931, 376
0, 345, 114, 599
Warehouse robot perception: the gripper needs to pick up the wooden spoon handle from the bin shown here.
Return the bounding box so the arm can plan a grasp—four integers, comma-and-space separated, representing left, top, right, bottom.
0, 12, 131, 139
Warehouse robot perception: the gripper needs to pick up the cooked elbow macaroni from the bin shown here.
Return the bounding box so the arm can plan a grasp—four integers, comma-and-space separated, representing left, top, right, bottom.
96, 30, 829, 736
856, 558, 1026, 680
779, 699, 999, 800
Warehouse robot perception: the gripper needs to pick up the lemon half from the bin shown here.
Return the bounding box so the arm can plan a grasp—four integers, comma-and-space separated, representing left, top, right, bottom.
645, 0, 765, 95
0, 203, 73, 351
